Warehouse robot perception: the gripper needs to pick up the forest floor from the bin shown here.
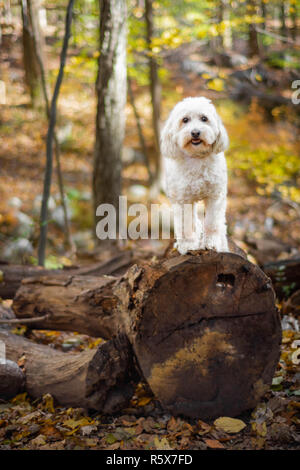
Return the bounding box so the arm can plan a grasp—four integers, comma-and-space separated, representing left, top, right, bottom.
0, 30, 299, 450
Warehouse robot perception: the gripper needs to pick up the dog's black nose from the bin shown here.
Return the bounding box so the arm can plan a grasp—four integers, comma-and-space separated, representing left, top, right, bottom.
191, 130, 201, 138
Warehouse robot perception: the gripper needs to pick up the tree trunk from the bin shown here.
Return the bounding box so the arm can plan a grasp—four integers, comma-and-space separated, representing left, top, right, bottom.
37, 0, 75, 266
11, 250, 281, 419
290, 0, 298, 40
20, 0, 45, 107
145, 0, 161, 180
93, 0, 127, 242
127, 76, 153, 183
280, 0, 287, 36
260, 0, 267, 30
248, 0, 260, 57
0, 329, 138, 412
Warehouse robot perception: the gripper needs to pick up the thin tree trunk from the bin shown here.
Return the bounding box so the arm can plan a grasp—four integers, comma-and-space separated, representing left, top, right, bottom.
222, 0, 232, 50
280, 0, 287, 36
290, 1, 298, 40
248, 0, 260, 56
93, 0, 127, 242
38, 0, 75, 266
214, 0, 224, 50
145, 0, 161, 180
27, 1, 74, 254
260, 0, 267, 30
127, 76, 153, 183
20, 0, 44, 107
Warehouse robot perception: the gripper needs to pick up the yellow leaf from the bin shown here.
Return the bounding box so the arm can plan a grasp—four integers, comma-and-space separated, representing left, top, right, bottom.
252, 421, 267, 437
41, 394, 55, 413
11, 392, 28, 404
214, 417, 246, 433
137, 396, 152, 407
207, 78, 224, 92
154, 436, 173, 450
64, 417, 92, 430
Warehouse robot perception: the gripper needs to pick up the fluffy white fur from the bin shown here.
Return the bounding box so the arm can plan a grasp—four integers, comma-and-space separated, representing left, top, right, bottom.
161, 96, 229, 255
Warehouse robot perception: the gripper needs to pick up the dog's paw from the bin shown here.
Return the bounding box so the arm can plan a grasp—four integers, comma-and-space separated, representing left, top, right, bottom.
205, 234, 229, 252
174, 238, 205, 255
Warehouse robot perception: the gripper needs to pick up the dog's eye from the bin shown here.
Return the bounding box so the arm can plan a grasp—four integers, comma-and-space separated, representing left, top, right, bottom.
201, 115, 208, 122
182, 117, 189, 124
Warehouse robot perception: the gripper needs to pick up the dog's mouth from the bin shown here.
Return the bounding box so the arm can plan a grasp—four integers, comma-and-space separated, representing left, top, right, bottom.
191, 139, 203, 146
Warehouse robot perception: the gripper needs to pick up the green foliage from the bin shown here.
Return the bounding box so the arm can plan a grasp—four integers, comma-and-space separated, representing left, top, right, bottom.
225, 101, 300, 203
266, 50, 300, 70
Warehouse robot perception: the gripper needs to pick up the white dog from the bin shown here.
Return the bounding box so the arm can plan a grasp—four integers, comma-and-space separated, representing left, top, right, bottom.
161, 96, 229, 255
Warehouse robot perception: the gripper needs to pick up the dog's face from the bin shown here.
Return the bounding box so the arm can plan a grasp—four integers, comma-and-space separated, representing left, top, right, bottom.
161, 97, 229, 159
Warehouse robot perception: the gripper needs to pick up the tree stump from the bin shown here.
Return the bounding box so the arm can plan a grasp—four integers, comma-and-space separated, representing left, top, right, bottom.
10, 250, 281, 419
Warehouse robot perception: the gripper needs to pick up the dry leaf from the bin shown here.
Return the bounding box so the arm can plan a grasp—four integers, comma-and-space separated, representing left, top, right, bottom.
41, 394, 55, 413
137, 396, 152, 407
252, 421, 267, 437
63, 417, 91, 430
214, 417, 246, 433
204, 438, 225, 449
153, 436, 173, 450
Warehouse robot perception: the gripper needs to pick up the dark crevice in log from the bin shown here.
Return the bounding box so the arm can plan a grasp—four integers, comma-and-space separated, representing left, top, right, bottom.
156, 310, 269, 345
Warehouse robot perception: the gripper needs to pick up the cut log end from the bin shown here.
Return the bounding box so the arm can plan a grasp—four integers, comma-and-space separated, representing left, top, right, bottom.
115, 251, 282, 419
0, 360, 25, 399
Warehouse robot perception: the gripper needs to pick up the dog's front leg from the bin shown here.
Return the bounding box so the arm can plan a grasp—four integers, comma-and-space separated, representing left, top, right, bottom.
204, 195, 228, 252
173, 202, 203, 255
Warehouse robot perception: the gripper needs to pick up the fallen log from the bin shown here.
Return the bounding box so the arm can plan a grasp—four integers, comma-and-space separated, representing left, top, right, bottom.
11, 250, 281, 419
13, 275, 118, 339
0, 329, 138, 413
0, 250, 133, 299
262, 257, 300, 299
0, 360, 25, 399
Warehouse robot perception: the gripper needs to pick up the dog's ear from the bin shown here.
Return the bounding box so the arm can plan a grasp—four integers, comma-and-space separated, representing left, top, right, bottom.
160, 113, 178, 158
213, 117, 229, 154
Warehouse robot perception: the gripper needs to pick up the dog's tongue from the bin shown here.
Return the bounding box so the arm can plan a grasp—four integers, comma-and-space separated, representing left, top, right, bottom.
191, 139, 202, 145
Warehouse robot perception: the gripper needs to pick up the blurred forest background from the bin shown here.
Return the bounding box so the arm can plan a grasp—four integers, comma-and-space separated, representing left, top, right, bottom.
0, 0, 299, 268
0, 0, 300, 451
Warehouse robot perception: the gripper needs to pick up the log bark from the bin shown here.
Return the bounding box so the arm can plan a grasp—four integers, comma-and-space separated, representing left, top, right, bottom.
0, 329, 138, 412
12, 250, 282, 419
13, 275, 119, 339
0, 250, 133, 299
